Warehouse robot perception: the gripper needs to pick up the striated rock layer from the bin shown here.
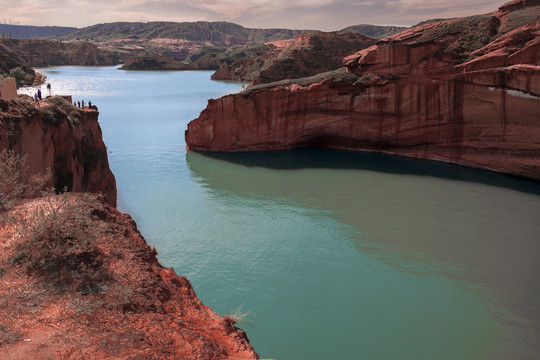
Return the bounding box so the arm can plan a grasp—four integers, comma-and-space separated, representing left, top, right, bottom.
0, 96, 117, 205
186, 0, 540, 180
0, 194, 259, 359
211, 31, 376, 84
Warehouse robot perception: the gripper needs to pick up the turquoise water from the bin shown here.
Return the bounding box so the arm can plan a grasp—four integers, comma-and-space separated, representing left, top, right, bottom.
26, 66, 540, 359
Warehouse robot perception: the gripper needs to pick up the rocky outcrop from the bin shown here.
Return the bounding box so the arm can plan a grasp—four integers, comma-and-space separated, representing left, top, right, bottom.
186, 0, 540, 180
0, 96, 117, 205
0, 38, 120, 67
0, 193, 259, 359
211, 31, 376, 84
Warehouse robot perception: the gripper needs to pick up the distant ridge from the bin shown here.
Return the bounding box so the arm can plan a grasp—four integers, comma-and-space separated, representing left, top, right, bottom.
60, 21, 313, 44
0, 24, 77, 39
0, 22, 408, 42
340, 24, 408, 38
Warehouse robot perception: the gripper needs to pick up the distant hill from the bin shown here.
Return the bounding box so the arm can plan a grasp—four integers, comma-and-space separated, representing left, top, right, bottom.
60, 21, 313, 45
340, 24, 408, 38
0, 24, 77, 39
0, 39, 120, 68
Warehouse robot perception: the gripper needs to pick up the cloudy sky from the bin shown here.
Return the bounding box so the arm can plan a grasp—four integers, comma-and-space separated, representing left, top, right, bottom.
2, 0, 505, 31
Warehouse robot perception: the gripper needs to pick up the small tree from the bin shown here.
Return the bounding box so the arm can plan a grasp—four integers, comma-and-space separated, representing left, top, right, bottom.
9, 67, 34, 87
33, 72, 47, 86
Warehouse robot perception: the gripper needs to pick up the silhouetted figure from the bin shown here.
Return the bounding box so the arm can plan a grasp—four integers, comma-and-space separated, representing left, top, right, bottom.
37, 89, 42, 100
34, 93, 40, 107
88, 101, 92, 107
78, 101, 81, 107
82, 100, 85, 108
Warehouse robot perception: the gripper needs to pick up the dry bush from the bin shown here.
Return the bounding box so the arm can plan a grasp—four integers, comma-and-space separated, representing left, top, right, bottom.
11, 193, 111, 294
223, 304, 253, 326
0, 149, 52, 210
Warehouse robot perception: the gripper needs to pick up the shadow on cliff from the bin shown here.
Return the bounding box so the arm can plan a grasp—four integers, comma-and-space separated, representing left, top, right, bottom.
186, 148, 540, 196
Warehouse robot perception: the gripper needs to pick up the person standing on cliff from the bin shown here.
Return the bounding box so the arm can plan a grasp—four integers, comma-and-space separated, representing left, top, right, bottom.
81, 100, 85, 108
78, 101, 81, 108
37, 88, 42, 100
34, 93, 40, 107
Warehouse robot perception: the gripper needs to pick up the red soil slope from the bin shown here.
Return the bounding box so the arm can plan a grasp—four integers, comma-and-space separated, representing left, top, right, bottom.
0, 194, 259, 359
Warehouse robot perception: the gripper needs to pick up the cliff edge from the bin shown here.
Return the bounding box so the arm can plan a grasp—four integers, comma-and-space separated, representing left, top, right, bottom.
0, 96, 260, 359
186, 0, 540, 180
0, 96, 117, 206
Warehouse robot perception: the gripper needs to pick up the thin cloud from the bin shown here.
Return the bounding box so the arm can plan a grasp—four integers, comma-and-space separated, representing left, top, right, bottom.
0, 0, 509, 30
353, 1, 376, 5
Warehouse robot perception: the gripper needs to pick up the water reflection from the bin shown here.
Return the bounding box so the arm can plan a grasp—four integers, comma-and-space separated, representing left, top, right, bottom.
186, 148, 540, 358
189, 147, 540, 195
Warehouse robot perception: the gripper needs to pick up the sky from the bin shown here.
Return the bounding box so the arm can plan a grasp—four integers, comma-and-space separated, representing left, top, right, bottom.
1, 0, 506, 31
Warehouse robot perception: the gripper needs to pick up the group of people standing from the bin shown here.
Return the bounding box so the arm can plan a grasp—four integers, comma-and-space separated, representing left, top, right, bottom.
33, 89, 42, 107
73, 100, 93, 109
31, 89, 96, 111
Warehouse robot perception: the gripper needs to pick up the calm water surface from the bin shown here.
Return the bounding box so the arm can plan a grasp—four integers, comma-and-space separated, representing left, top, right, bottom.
26, 66, 540, 359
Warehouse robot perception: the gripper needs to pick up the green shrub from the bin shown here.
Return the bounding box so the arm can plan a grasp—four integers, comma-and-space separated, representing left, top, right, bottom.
9, 66, 34, 87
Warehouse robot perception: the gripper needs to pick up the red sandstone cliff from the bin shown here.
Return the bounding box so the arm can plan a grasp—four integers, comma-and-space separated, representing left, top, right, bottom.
211, 31, 377, 84
0, 96, 117, 205
0, 194, 259, 359
186, 0, 540, 180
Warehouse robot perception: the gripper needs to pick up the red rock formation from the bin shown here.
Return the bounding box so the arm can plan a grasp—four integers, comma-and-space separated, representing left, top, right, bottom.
0, 96, 117, 205
211, 31, 377, 84
0, 194, 259, 359
186, 0, 540, 180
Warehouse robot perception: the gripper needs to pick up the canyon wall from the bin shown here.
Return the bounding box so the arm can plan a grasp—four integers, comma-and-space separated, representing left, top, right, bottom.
0, 96, 117, 205
186, 0, 540, 180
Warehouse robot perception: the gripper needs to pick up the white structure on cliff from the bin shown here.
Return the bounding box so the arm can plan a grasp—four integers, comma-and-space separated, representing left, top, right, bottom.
0, 77, 17, 100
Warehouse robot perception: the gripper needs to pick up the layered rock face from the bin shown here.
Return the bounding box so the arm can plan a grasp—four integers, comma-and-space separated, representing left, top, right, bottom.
0, 38, 120, 67
186, 0, 540, 180
0, 96, 117, 205
0, 194, 259, 359
211, 31, 377, 84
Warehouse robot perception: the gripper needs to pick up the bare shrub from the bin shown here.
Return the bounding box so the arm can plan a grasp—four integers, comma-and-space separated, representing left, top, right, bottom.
0, 149, 52, 210
223, 304, 253, 326
11, 193, 111, 294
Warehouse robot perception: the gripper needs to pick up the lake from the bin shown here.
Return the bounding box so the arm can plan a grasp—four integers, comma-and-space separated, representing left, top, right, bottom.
24, 66, 540, 359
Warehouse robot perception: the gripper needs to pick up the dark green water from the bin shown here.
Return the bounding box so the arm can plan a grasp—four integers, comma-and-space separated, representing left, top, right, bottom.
27, 66, 540, 359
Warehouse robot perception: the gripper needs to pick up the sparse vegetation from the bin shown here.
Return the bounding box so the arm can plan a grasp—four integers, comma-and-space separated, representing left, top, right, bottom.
33, 72, 47, 86
0, 149, 52, 210
10, 193, 111, 294
0, 325, 21, 346
9, 66, 34, 87
223, 304, 253, 326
